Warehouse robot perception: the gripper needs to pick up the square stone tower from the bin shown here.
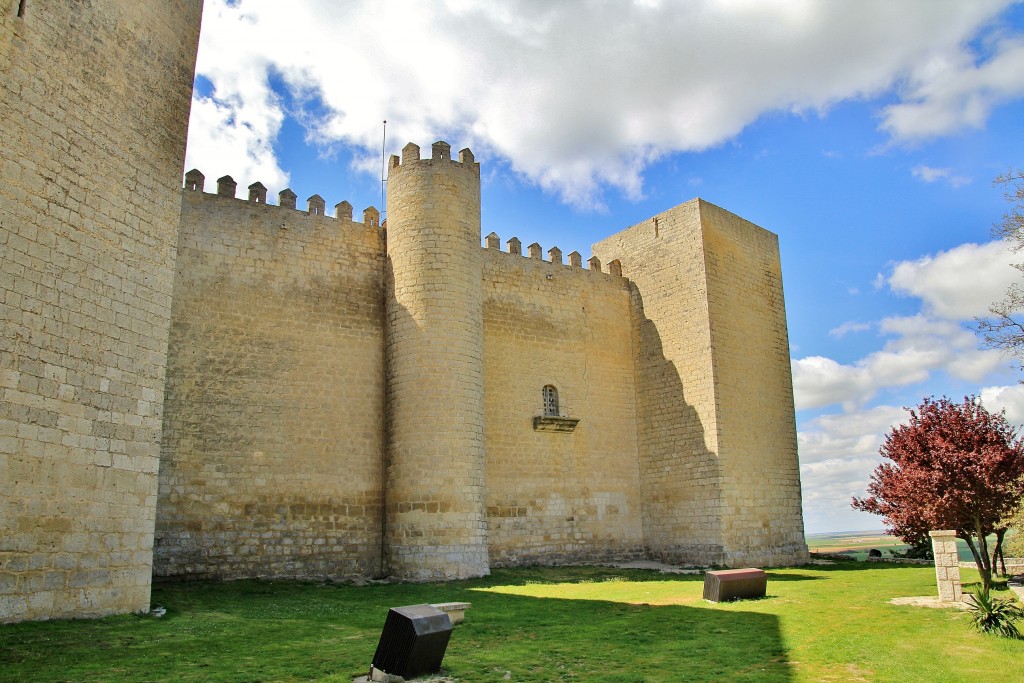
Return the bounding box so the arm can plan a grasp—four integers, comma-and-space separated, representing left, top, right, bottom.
593, 199, 807, 567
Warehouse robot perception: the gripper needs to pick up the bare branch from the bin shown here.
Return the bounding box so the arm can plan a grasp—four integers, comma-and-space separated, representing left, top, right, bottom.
979, 169, 1024, 375
992, 168, 1024, 243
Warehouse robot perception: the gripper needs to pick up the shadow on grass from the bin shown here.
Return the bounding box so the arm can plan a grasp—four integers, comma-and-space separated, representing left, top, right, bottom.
449, 590, 790, 682
0, 569, 796, 683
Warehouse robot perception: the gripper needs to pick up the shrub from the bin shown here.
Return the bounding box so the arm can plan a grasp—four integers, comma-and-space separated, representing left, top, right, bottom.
891, 539, 933, 560
1004, 508, 1024, 558
967, 587, 1024, 639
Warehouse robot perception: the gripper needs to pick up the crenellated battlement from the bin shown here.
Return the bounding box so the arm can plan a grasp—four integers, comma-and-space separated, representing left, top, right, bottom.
481, 230, 622, 277
387, 140, 479, 176
185, 161, 627, 285
182, 169, 381, 227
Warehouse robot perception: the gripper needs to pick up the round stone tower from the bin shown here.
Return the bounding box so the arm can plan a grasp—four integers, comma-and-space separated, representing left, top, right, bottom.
384, 141, 489, 580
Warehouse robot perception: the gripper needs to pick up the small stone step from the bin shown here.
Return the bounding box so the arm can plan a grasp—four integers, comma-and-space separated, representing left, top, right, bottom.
430, 602, 471, 624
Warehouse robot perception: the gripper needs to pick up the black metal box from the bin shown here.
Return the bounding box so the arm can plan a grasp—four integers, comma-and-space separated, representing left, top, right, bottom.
371, 604, 452, 679
703, 568, 767, 602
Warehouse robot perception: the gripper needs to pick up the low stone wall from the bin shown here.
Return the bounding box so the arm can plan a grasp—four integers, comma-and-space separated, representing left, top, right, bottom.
958, 559, 1024, 575
866, 557, 931, 565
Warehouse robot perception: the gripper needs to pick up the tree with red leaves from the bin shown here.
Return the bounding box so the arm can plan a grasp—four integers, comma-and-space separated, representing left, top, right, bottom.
852, 396, 1024, 591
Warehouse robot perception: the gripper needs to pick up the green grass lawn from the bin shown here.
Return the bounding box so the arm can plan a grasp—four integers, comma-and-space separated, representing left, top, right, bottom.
1, 562, 1022, 682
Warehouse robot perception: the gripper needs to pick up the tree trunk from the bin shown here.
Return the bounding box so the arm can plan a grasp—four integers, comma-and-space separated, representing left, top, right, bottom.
974, 515, 993, 592
993, 528, 1007, 576
962, 533, 983, 573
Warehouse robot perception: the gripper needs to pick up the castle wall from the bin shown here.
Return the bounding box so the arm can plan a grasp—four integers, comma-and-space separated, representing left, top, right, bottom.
0, 1, 201, 621
154, 188, 385, 580
592, 199, 807, 567
481, 248, 645, 566
152, 181, 806, 578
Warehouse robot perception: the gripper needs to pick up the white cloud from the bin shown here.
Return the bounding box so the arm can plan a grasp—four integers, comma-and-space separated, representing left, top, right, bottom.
911, 164, 971, 187
184, 95, 288, 193
800, 455, 887, 533
793, 313, 1006, 410
794, 240, 1019, 411
798, 406, 897, 532
798, 404, 906, 464
881, 36, 1024, 141
797, 389, 1024, 533
182, 1, 288, 192
185, 0, 1021, 207
829, 321, 871, 338
800, 456, 881, 502
793, 356, 874, 410
887, 241, 1019, 319
980, 384, 1024, 425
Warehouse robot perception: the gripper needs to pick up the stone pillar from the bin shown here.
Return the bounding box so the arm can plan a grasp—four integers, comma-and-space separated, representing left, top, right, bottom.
929, 530, 963, 602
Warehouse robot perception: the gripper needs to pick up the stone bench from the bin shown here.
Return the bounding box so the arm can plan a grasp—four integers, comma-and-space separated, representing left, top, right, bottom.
430, 601, 472, 624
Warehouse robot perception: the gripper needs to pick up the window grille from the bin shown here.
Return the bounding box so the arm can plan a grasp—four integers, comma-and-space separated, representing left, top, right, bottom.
542, 385, 559, 417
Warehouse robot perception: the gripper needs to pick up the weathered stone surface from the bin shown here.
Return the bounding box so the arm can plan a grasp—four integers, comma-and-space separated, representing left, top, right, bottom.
482, 248, 645, 567
154, 190, 386, 580
384, 147, 489, 581
0, 0, 201, 622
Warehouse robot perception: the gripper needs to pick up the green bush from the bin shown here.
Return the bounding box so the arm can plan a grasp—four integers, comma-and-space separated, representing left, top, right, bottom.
967, 587, 1024, 639
1005, 509, 1024, 557
1008, 533, 1024, 558
890, 538, 933, 560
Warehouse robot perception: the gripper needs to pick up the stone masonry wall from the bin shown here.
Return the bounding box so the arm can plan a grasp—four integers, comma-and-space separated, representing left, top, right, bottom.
593, 201, 726, 565
699, 201, 807, 566
481, 245, 645, 566
154, 186, 385, 580
0, 1, 201, 621
0, 0, 814, 619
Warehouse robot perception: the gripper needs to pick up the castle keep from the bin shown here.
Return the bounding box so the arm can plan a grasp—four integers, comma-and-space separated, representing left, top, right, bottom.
1, 0, 807, 623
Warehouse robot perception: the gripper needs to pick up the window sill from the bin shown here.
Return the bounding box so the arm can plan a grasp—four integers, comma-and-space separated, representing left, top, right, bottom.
532, 416, 580, 433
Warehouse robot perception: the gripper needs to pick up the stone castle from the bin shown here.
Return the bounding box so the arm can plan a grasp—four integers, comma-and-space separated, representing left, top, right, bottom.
1, 1, 807, 623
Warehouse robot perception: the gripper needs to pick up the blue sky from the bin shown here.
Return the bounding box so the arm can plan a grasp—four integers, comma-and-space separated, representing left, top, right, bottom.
184, 0, 1024, 534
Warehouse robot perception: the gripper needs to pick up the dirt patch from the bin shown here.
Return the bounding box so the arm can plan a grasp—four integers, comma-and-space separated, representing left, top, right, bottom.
889, 596, 969, 610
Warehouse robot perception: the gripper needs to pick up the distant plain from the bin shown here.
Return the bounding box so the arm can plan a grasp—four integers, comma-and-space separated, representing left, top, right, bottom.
806, 530, 1012, 562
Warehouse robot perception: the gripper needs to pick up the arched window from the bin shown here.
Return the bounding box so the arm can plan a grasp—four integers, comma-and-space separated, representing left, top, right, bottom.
542, 385, 559, 417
